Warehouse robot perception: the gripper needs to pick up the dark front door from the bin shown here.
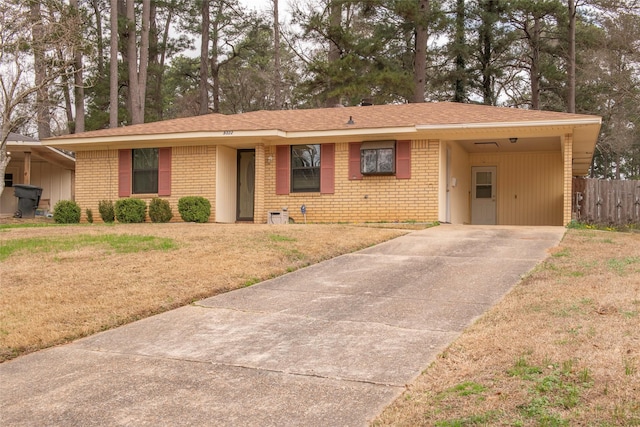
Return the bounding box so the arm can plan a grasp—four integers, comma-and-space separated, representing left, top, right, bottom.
237, 150, 255, 221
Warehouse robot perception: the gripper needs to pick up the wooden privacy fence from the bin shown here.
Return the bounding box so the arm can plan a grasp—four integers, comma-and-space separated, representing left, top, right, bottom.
573, 178, 640, 225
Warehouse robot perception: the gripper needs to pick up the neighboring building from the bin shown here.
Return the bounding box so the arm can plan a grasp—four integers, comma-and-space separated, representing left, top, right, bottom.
1, 133, 75, 217
44, 102, 601, 226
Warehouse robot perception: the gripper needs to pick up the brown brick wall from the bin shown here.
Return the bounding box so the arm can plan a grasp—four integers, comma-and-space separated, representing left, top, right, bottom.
76, 141, 439, 224
263, 140, 440, 223
76, 146, 216, 222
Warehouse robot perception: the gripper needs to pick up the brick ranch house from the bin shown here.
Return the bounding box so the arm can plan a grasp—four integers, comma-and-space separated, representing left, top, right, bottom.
45, 102, 601, 226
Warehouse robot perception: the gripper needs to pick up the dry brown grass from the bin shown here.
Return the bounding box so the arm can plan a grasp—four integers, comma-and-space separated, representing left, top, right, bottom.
374, 228, 640, 426
0, 222, 409, 362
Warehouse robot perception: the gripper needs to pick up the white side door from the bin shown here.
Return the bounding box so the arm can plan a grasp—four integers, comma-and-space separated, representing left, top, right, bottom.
471, 166, 497, 225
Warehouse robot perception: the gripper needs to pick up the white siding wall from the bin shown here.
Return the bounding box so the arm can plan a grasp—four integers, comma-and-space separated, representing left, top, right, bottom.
0, 161, 72, 215
215, 145, 237, 223
469, 151, 563, 226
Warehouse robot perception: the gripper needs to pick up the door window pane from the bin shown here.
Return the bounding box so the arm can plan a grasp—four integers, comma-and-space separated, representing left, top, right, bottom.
476, 185, 492, 199
476, 171, 492, 185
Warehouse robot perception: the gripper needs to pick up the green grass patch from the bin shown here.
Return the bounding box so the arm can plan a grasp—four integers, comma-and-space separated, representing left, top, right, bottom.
507, 357, 593, 425
241, 277, 262, 287
552, 248, 571, 258
0, 234, 176, 261
0, 222, 65, 230
448, 381, 488, 397
435, 410, 499, 426
268, 233, 297, 242
607, 257, 640, 275
508, 356, 543, 380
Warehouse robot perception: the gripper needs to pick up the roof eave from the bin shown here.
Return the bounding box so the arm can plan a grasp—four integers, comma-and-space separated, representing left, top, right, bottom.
44, 127, 419, 150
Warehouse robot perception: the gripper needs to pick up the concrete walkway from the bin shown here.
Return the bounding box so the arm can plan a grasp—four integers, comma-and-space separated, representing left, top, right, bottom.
0, 225, 565, 426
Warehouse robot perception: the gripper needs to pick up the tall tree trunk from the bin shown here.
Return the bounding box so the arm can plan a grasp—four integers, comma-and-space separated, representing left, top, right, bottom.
109, 0, 119, 128
199, 0, 210, 115
118, 0, 131, 122
148, 1, 164, 121
210, 2, 223, 113
59, 52, 75, 132
530, 17, 541, 110
325, 0, 341, 107
412, 0, 429, 103
30, 1, 51, 139
127, 0, 150, 124
480, 0, 497, 106
92, 0, 105, 75
453, 0, 466, 103
70, 0, 85, 133
273, 0, 282, 109
567, 0, 576, 113
154, 4, 173, 121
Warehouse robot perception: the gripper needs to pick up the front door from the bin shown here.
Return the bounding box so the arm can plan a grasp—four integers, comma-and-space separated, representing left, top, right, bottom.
237, 150, 255, 221
471, 166, 497, 225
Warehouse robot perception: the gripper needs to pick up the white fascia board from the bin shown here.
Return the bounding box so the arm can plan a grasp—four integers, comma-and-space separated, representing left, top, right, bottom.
281, 127, 416, 139
44, 146, 76, 162
43, 130, 285, 147
416, 118, 602, 130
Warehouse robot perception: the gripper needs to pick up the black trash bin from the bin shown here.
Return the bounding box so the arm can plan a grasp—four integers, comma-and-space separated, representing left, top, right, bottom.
13, 184, 43, 218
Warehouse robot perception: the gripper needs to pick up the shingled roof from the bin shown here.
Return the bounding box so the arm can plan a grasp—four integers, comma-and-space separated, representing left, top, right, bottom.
47, 102, 600, 140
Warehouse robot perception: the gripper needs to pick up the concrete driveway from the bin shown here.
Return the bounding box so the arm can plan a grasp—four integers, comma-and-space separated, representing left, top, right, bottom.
0, 225, 565, 426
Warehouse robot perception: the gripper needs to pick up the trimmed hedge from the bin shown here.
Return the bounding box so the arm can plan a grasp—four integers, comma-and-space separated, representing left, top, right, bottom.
53, 200, 81, 224
98, 200, 115, 223
149, 198, 173, 223
178, 196, 211, 223
115, 198, 147, 223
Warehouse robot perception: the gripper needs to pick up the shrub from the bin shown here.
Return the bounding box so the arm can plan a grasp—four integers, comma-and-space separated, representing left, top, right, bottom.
178, 196, 211, 223
85, 208, 94, 223
115, 198, 147, 223
98, 200, 115, 223
149, 198, 173, 223
53, 200, 81, 224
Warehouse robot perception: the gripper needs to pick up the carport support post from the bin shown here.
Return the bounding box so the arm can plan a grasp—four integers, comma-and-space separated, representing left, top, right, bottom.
562, 133, 573, 225
23, 152, 31, 185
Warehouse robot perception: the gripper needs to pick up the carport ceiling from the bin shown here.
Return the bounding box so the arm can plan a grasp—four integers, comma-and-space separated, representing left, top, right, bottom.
457, 136, 560, 153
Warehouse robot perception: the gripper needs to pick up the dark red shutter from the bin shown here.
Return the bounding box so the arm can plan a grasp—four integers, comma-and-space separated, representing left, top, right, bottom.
158, 147, 172, 196
275, 145, 290, 195
118, 149, 132, 197
320, 143, 335, 194
396, 140, 411, 179
348, 142, 362, 180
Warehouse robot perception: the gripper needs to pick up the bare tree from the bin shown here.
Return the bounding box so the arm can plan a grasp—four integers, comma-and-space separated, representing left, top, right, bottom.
0, 1, 77, 196
70, 0, 85, 133
30, 1, 51, 139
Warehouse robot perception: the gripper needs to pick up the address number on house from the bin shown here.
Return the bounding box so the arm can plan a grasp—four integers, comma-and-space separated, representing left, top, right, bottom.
223, 130, 234, 135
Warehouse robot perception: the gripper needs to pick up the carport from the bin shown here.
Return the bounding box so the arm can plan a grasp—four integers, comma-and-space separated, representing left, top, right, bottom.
428, 118, 600, 226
